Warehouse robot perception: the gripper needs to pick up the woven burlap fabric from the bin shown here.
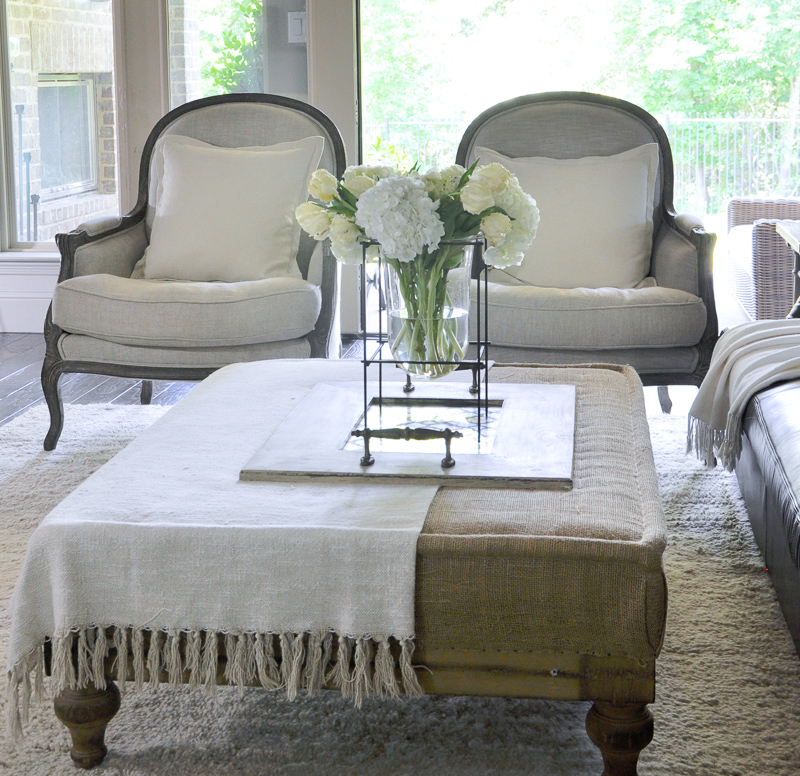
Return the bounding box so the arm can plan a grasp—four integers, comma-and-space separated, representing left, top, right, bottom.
416, 364, 667, 661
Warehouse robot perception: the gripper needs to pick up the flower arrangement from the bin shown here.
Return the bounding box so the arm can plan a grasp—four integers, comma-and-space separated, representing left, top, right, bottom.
296, 161, 539, 377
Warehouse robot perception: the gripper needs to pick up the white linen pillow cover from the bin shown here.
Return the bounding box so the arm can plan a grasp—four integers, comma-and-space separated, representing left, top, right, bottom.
142, 134, 324, 282
475, 144, 659, 289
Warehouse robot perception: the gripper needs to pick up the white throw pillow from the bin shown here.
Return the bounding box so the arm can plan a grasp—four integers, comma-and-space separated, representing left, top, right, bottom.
141, 134, 324, 282
476, 144, 659, 289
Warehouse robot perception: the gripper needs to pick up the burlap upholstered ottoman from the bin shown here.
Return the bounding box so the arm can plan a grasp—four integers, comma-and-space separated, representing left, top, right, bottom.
415, 364, 667, 774
13, 361, 666, 775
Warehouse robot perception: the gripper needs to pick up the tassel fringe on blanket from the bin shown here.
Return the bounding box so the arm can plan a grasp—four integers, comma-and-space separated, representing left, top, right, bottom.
686, 319, 800, 471
6, 626, 424, 742
686, 414, 745, 472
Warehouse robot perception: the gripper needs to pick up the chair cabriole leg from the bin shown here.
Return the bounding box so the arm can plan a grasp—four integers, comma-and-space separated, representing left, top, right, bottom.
53, 681, 121, 769
140, 379, 153, 405
41, 358, 64, 451
585, 701, 653, 776
657, 386, 672, 414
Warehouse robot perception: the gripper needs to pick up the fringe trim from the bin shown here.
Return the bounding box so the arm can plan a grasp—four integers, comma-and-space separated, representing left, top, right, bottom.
6, 626, 423, 741
687, 415, 742, 471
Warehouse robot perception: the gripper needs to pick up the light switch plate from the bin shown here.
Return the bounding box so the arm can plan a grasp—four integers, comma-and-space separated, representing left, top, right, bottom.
288, 11, 307, 44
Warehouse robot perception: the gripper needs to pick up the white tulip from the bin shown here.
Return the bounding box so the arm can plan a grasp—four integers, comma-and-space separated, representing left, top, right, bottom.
308, 169, 339, 201
295, 201, 333, 239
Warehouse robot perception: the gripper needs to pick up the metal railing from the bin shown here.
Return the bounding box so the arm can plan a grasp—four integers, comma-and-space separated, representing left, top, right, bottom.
14, 104, 39, 242
364, 115, 800, 216
664, 115, 800, 215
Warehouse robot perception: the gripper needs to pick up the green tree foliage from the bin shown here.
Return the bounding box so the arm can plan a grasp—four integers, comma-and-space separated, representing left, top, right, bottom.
600, 0, 800, 116
202, 0, 264, 94
361, 0, 445, 122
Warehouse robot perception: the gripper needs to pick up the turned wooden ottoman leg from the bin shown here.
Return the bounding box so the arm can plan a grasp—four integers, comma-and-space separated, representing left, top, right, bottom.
53, 681, 121, 769
585, 702, 653, 776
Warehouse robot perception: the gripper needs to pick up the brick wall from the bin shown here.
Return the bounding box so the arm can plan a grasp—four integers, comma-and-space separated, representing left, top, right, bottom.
169, 0, 203, 109
7, 0, 118, 243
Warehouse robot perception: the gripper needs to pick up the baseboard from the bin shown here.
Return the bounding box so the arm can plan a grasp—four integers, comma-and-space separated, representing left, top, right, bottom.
0, 259, 58, 332
0, 292, 50, 332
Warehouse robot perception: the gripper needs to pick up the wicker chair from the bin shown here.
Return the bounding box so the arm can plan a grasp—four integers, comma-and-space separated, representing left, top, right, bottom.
727, 197, 800, 320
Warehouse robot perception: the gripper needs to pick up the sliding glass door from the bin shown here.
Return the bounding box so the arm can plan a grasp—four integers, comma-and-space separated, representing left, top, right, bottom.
359, 0, 617, 170
359, 0, 800, 216
166, 0, 309, 109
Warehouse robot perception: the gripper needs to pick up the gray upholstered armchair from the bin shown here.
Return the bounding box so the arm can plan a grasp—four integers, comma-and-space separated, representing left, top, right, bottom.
457, 92, 718, 407
42, 93, 346, 449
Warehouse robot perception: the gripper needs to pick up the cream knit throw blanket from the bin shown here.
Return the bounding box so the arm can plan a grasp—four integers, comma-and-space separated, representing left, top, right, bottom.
7, 360, 436, 740
688, 319, 800, 470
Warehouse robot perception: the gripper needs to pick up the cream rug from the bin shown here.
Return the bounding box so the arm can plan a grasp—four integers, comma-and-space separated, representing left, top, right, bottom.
1, 403, 799, 775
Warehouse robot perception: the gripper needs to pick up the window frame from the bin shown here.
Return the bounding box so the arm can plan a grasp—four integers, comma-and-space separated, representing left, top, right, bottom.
0, 1, 358, 247
37, 74, 99, 200
0, 1, 126, 253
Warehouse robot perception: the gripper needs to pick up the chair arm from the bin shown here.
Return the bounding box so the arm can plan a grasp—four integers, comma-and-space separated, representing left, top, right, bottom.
672, 213, 705, 236
651, 213, 713, 293
55, 212, 147, 283
76, 215, 124, 237
652, 212, 717, 343
751, 220, 796, 318
727, 198, 800, 231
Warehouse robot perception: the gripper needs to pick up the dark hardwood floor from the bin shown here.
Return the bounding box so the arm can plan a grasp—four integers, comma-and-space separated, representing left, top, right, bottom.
0, 334, 365, 432
0, 333, 195, 430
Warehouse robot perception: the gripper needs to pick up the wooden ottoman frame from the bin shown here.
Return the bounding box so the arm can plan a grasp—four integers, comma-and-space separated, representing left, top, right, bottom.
50, 633, 653, 775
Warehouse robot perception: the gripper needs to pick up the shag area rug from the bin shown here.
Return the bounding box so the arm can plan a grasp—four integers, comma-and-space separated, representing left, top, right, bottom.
1, 403, 799, 775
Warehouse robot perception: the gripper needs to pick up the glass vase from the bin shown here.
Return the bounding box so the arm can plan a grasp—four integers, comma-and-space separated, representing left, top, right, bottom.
383, 244, 472, 379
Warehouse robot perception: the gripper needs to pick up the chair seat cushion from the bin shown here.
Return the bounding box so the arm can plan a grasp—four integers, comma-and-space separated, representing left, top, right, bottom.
52, 273, 321, 348
472, 280, 706, 349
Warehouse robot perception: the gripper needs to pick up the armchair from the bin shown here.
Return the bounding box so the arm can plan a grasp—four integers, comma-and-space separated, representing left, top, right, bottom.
456, 92, 718, 401
42, 93, 346, 449
726, 197, 800, 320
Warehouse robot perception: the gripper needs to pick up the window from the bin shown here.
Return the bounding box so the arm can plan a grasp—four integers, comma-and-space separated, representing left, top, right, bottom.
359, 0, 800, 219
3, 0, 119, 246
38, 76, 96, 195
167, 0, 308, 110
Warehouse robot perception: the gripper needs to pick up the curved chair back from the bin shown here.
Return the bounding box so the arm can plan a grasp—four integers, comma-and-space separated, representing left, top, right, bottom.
137, 94, 347, 280
456, 92, 675, 240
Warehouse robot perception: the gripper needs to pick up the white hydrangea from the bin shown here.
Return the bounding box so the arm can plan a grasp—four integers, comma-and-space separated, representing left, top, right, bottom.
355, 176, 445, 262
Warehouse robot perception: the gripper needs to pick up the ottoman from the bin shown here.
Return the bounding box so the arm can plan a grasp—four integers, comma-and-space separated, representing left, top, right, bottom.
10, 360, 667, 775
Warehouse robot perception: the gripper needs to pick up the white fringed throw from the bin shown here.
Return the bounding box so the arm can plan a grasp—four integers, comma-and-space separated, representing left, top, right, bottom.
688, 319, 800, 470
7, 360, 437, 740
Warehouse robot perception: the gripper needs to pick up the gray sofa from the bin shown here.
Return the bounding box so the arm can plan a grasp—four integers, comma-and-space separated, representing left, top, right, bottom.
736, 380, 800, 656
